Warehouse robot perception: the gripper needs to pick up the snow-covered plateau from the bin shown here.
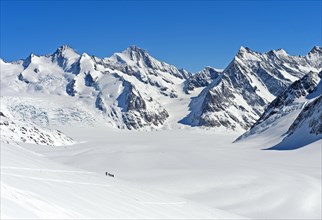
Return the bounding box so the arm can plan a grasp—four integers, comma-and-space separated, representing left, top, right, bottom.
1, 45, 321, 219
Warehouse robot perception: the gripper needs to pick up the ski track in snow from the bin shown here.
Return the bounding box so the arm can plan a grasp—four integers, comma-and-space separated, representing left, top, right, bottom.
1, 166, 94, 174
1, 173, 112, 187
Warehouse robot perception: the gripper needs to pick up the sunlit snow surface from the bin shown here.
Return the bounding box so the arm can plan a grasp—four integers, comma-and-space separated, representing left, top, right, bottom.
1, 142, 247, 219
1, 111, 321, 219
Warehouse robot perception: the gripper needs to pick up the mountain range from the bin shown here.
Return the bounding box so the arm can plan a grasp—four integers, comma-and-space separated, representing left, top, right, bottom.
1, 45, 321, 148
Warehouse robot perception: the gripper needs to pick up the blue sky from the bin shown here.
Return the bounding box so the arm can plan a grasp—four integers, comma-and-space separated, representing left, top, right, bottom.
1, 1, 321, 72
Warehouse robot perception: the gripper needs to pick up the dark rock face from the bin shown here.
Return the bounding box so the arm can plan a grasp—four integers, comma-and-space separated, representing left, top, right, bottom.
95, 93, 107, 112
118, 81, 169, 129
85, 73, 95, 87
18, 73, 29, 83
66, 80, 76, 96
124, 89, 146, 112
198, 77, 260, 130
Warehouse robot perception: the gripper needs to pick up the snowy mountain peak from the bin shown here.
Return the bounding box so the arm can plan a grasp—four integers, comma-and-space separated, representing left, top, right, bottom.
126, 45, 146, 53
121, 45, 150, 60
237, 47, 290, 60
51, 45, 80, 72
309, 46, 322, 55
238, 46, 248, 52
80, 52, 91, 58
203, 66, 222, 73
184, 66, 221, 93
54, 44, 78, 57
237, 46, 255, 54
235, 46, 261, 61
306, 46, 322, 70
106, 46, 190, 80
22, 53, 38, 68
268, 48, 288, 57
57, 44, 73, 51
121, 46, 159, 69
26, 53, 39, 61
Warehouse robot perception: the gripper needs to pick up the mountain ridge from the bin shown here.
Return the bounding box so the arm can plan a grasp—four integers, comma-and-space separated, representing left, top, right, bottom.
1, 45, 321, 132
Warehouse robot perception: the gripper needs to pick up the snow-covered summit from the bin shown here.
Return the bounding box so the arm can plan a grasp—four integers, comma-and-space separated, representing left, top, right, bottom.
266, 48, 288, 58
51, 45, 80, 73
106, 45, 191, 80
53, 45, 78, 57
236, 46, 260, 58
309, 46, 322, 54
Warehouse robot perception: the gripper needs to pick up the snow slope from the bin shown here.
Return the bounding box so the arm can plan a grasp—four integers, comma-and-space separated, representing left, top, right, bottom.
236, 71, 321, 149
1, 142, 246, 219
0, 112, 74, 146
269, 95, 322, 150
0, 95, 105, 127
2, 92, 319, 219
22, 126, 321, 220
